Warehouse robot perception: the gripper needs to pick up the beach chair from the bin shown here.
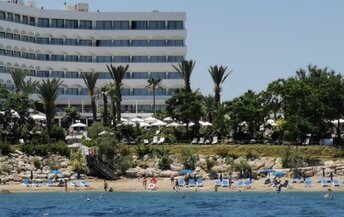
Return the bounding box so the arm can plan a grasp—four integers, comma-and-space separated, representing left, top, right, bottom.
237, 180, 244, 188
205, 139, 211, 144
189, 179, 196, 187
212, 136, 219, 144
144, 139, 149, 145
305, 179, 312, 187
333, 178, 340, 187
215, 179, 222, 187
178, 179, 185, 187
292, 177, 300, 183
152, 136, 158, 144
80, 180, 89, 187
222, 179, 229, 187
244, 180, 251, 189
191, 138, 198, 144
22, 179, 31, 187
70, 180, 80, 187
47, 179, 54, 187
196, 178, 203, 187
157, 137, 165, 145
321, 178, 329, 187
198, 137, 204, 144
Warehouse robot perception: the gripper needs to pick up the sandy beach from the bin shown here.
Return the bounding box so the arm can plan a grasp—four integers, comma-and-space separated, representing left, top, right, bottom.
1, 177, 343, 193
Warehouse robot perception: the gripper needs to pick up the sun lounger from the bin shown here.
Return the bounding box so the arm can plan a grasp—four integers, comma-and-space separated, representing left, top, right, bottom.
178, 179, 185, 187
333, 178, 340, 187
244, 180, 251, 189
321, 178, 329, 187
152, 136, 158, 144
80, 180, 89, 187
237, 180, 244, 188
143, 139, 149, 145
305, 179, 312, 187
191, 138, 198, 144
198, 137, 204, 144
215, 179, 222, 187
70, 180, 80, 187
196, 178, 203, 187
157, 137, 165, 145
212, 136, 219, 144
47, 179, 54, 187
189, 179, 196, 187
22, 179, 30, 187
292, 178, 301, 183
222, 179, 229, 187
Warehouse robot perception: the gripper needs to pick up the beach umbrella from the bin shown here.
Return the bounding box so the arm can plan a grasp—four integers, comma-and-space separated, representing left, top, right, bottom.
180, 169, 193, 175
151, 120, 166, 127
144, 117, 158, 123
131, 117, 144, 123
270, 171, 286, 177
30, 114, 46, 120
71, 123, 86, 128
200, 121, 212, 127
139, 122, 151, 128
50, 170, 62, 175
166, 122, 181, 127
331, 119, 344, 125
260, 169, 275, 174
163, 117, 173, 122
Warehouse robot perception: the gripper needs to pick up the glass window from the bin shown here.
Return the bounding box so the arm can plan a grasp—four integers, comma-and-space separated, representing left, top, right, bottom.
51, 71, 64, 78
22, 52, 28, 59
65, 55, 78, 62
149, 21, 165, 29
124, 72, 131, 79
168, 72, 182, 79
113, 56, 130, 63
167, 21, 184, 30
149, 40, 165, 47
36, 37, 49, 44
131, 40, 148, 47
13, 51, 20, 58
28, 36, 35, 43
96, 40, 112, 47
6, 33, 13, 39
65, 39, 78, 46
113, 21, 129, 30
137, 105, 150, 113
29, 17, 35, 26
28, 53, 35, 59
167, 40, 184, 46
167, 56, 184, 62
80, 88, 88, 95
79, 56, 92, 62
122, 88, 131, 96
0, 49, 5, 55
66, 71, 78, 78
14, 14, 20, 23
133, 88, 148, 95
51, 38, 64, 45
37, 18, 49, 27
58, 88, 65, 95
96, 56, 112, 63
150, 72, 166, 79
6, 50, 13, 56
79, 39, 92, 46
66, 88, 78, 95
113, 40, 129, 47
0, 32, 4, 38
7, 13, 13, 21
13, 34, 20, 40
80, 20, 92, 29
96, 21, 112, 30
22, 15, 28, 24
21, 35, 28, 42
155, 88, 166, 96
150, 56, 166, 63
65, 20, 78, 29
37, 71, 50, 77
51, 19, 64, 28
37, 54, 49, 61
0, 11, 5, 20
132, 56, 148, 63
132, 21, 148, 30
51, 55, 64, 61
168, 88, 178, 95
98, 72, 111, 79
132, 72, 148, 79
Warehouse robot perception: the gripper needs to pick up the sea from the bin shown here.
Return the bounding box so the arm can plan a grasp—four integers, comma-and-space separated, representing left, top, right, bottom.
0, 192, 344, 217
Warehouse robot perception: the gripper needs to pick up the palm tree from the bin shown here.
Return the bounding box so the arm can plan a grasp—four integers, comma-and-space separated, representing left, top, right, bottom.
10, 69, 27, 92
147, 78, 162, 114
22, 78, 39, 94
106, 64, 129, 122
81, 72, 99, 122
37, 79, 62, 137
202, 95, 216, 123
172, 59, 195, 93
95, 85, 110, 126
208, 65, 231, 105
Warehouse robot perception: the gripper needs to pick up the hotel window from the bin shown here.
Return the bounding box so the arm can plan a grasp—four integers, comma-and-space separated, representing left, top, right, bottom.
22, 16, 28, 24
132, 72, 148, 79
137, 105, 150, 113
168, 88, 178, 95
22, 52, 28, 59
79, 88, 88, 95
113, 21, 129, 30
13, 51, 20, 58
150, 56, 166, 63
65, 19, 78, 29
0, 49, 5, 55
37, 71, 50, 78
0, 32, 4, 38
113, 40, 130, 47
66, 88, 78, 95
14, 14, 20, 23
79, 39, 92, 46
149, 21, 165, 30
6, 33, 13, 39
149, 40, 165, 47
124, 72, 131, 79
168, 56, 184, 62
150, 72, 166, 79
7, 13, 13, 21
66, 71, 78, 78
0, 11, 5, 20
131, 40, 148, 47
51, 19, 64, 28
167, 40, 184, 47
133, 88, 148, 96
36, 37, 49, 44
96, 40, 112, 47
58, 88, 64, 95
37, 18, 49, 27
80, 56, 92, 62
132, 56, 148, 63
98, 72, 111, 79
80, 20, 92, 29
51, 38, 64, 45
168, 72, 182, 79
132, 21, 148, 30
6, 50, 13, 56
113, 56, 130, 63
155, 88, 167, 96
37, 54, 49, 61
65, 55, 78, 62
96, 56, 112, 63
29, 17, 35, 26
96, 21, 112, 30
167, 21, 184, 30
65, 39, 78, 46
122, 88, 131, 96
21, 35, 28, 42
51, 71, 64, 78
28, 53, 35, 59
28, 70, 35, 76
28, 36, 35, 43
13, 34, 20, 40
51, 55, 64, 61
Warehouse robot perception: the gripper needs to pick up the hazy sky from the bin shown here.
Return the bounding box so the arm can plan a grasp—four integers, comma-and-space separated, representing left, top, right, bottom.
35, 0, 344, 101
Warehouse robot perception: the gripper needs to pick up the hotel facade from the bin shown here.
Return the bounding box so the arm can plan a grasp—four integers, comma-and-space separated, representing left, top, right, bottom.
0, 0, 186, 120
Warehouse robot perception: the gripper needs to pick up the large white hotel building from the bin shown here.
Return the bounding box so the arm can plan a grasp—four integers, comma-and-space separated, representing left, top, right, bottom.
0, 0, 186, 120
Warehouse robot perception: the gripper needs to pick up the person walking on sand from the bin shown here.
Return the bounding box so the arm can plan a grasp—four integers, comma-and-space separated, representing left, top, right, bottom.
64, 179, 68, 192
170, 175, 174, 186
104, 180, 108, 192
143, 177, 147, 190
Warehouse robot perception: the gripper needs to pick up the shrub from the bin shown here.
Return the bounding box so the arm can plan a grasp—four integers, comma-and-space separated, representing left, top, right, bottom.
234, 160, 252, 179
158, 156, 173, 170
135, 145, 154, 158
245, 151, 258, 160
116, 144, 131, 156
205, 157, 215, 172
0, 143, 12, 155
281, 146, 303, 168
114, 156, 134, 175
214, 146, 230, 158
180, 148, 198, 170
153, 147, 171, 157
87, 122, 111, 140
48, 160, 60, 170
20, 141, 70, 157
50, 125, 66, 141
227, 152, 239, 160
70, 148, 87, 173
0, 163, 12, 174
32, 157, 41, 169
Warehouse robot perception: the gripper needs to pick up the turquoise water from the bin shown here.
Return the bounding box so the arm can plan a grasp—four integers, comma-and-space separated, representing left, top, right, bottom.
0, 192, 343, 217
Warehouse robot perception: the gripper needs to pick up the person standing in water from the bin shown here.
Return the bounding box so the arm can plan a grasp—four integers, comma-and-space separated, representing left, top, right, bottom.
64, 179, 68, 192
104, 180, 108, 192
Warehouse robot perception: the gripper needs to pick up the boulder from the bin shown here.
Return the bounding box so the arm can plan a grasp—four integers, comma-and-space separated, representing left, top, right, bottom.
60, 162, 68, 168
324, 161, 335, 168
170, 163, 183, 172
211, 165, 229, 173
143, 168, 160, 177
159, 170, 179, 178
42, 166, 51, 174
249, 159, 265, 170
126, 167, 143, 178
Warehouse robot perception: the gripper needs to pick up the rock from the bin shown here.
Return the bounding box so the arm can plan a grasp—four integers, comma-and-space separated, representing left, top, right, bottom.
42, 166, 50, 174
170, 163, 183, 172
159, 170, 179, 178
33, 179, 44, 183
126, 167, 143, 178
48, 174, 57, 180
324, 161, 335, 168
211, 165, 229, 173
143, 168, 160, 177
60, 162, 68, 168
249, 159, 265, 170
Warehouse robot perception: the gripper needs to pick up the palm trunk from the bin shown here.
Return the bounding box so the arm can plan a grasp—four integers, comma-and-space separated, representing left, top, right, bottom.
116, 99, 121, 122
103, 94, 108, 126
111, 96, 116, 126
91, 96, 97, 122
215, 88, 220, 105
153, 87, 156, 114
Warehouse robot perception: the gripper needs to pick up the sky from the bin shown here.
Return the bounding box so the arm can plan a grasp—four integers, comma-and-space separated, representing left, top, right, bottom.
35, 0, 344, 101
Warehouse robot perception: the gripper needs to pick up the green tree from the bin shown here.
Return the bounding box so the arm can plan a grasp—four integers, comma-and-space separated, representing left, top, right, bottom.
37, 79, 62, 138
146, 78, 162, 114
82, 72, 99, 122
95, 85, 111, 126
172, 59, 195, 93
106, 64, 129, 123
208, 65, 231, 105
202, 95, 216, 123
10, 69, 38, 93
61, 107, 81, 129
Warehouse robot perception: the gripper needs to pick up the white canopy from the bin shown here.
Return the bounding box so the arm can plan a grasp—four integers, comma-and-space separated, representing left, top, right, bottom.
151, 120, 167, 127
30, 114, 46, 120
131, 117, 144, 123
166, 122, 181, 127
163, 117, 173, 122
144, 117, 159, 123
71, 123, 87, 128
139, 122, 151, 128
331, 119, 344, 125
200, 121, 213, 126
